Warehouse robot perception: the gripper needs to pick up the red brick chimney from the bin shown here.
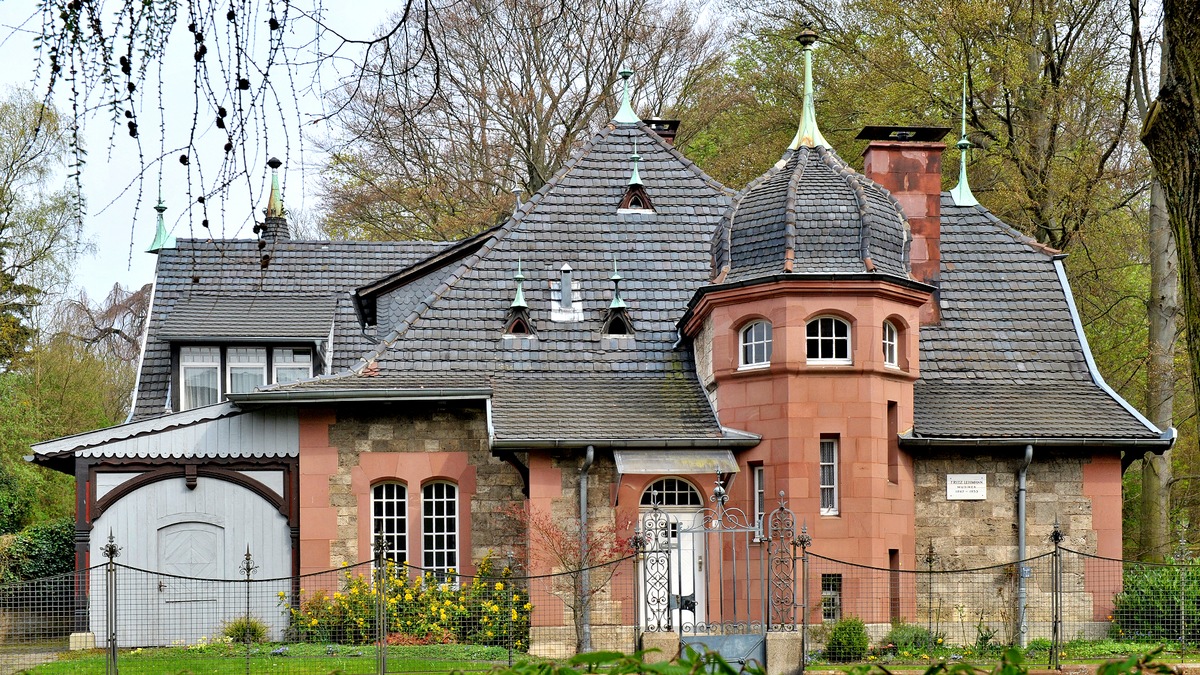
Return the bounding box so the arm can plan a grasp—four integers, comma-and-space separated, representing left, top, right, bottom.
646, 118, 680, 145
859, 126, 949, 324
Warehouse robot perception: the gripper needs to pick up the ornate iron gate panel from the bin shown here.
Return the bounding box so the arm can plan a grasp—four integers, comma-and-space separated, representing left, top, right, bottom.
636, 482, 796, 668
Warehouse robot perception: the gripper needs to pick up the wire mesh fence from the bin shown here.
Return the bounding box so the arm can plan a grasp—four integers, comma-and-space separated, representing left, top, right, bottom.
0, 546, 637, 674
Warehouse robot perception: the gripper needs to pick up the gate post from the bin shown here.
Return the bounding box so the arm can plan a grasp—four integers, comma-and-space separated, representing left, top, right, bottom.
101, 531, 120, 675
1050, 521, 1063, 669
798, 525, 811, 675
240, 547, 258, 675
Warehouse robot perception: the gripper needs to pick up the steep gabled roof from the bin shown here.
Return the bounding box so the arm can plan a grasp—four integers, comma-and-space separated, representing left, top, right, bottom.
911, 198, 1166, 443
132, 239, 452, 420
243, 123, 747, 445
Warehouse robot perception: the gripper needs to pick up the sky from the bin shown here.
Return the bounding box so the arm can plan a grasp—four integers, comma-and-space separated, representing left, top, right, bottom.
0, 1, 397, 301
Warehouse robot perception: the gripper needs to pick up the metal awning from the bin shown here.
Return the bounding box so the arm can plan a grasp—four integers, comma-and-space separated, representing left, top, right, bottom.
613, 449, 739, 475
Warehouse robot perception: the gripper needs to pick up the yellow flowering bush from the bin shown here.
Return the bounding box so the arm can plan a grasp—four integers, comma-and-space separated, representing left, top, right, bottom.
282, 552, 532, 648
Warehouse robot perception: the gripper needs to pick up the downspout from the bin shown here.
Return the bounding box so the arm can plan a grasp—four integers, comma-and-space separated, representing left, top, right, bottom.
1017, 444, 1033, 647
579, 445, 595, 652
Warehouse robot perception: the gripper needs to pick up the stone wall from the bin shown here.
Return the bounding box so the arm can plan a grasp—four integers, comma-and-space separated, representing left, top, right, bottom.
309, 401, 525, 571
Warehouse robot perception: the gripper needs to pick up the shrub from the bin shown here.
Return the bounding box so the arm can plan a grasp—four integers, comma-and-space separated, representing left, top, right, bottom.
222, 615, 268, 643
880, 622, 940, 654
826, 616, 869, 662
0, 516, 74, 582
1110, 561, 1200, 642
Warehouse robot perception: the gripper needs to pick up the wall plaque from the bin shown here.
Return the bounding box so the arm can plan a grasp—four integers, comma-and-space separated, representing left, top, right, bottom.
946, 474, 987, 500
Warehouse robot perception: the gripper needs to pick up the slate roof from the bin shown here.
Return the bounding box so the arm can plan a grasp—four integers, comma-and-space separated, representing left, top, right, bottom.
713, 145, 911, 283
160, 293, 338, 340
253, 122, 745, 445
912, 199, 1162, 440
132, 240, 452, 420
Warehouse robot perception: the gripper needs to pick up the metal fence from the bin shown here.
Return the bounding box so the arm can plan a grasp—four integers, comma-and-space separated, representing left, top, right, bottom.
0, 536, 637, 674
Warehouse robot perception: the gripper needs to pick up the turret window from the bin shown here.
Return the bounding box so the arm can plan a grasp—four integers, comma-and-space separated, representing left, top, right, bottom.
806, 317, 850, 364
882, 321, 898, 367
739, 321, 772, 368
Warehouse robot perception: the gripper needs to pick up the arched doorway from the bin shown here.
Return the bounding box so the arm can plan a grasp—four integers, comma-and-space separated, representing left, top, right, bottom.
638, 477, 706, 631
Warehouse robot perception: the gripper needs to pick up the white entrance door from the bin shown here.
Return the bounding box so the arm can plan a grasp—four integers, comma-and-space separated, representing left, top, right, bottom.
158, 521, 224, 644
639, 478, 707, 632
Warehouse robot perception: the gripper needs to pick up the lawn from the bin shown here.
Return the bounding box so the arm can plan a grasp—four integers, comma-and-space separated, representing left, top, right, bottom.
20, 642, 515, 674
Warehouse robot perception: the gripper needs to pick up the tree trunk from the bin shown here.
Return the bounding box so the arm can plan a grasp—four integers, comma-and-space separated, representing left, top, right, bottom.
1141, 0, 1199, 543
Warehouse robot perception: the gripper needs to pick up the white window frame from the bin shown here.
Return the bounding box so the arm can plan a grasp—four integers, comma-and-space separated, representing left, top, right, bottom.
753, 465, 766, 537
640, 477, 704, 507
739, 321, 773, 369
882, 321, 898, 368
806, 316, 852, 365
273, 347, 313, 384
226, 347, 268, 394
180, 346, 221, 410
422, 481, 459, 575
819, 437, 839, 516
372, 482, 408, 565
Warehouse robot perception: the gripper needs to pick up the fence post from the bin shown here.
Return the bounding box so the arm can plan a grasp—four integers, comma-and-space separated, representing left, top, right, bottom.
924, 541, 935, 649
506, 550, 517, 668
797, 524, 811, 675
240, 546, 258, 675
1177, 527, 1190, 653
374, 536, 387, 675
101, 531, 121, 675
1050, 521, 1063, 670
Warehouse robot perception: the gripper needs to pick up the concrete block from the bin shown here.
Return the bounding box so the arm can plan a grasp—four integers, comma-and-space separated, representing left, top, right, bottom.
766, 631, 803, 675
641, 631, 679, 663
69, 632, 96, 651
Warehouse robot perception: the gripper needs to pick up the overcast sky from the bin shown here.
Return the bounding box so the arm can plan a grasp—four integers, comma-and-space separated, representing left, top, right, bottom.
0, 1, 396, 301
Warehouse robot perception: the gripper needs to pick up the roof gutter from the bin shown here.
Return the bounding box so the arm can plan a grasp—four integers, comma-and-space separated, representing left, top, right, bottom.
491, 435, 760, 450
900, 435, 1174, 449
229, 388, 492, 404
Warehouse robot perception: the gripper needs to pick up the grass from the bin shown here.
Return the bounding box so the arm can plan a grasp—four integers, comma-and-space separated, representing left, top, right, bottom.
20, 642, 516, 674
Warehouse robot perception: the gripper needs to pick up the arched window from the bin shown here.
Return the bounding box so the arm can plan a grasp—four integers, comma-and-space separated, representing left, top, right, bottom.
640, 477, 704, 507
372, 482, 408, 564
422, 482, 458, 574
882, 321, 898, 367
806, 317, 851, 364
739, 321, 772, 368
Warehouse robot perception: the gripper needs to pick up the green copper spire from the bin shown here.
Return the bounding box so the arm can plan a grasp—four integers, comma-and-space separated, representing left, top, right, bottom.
788, 23, 829, 150
949, 75, 979, 207
609, 259, 626, 309
146, 192, 175, 253
511, 258, 527, 308
265, 157, 284, 218
614, 67, 640, 125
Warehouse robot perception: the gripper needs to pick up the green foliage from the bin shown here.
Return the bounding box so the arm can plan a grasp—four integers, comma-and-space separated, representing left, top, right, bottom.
222, 615, 268, 644
286, 552, 531, 648
480, 645, 766, 674
826, 616, 870, 662
1111, 560, 1200, 642
881, 622, 942, 654
0, 515, 73, 582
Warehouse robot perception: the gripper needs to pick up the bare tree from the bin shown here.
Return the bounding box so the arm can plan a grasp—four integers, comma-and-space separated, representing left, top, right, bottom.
316, 0, 728, 241
55, 283, 151, 366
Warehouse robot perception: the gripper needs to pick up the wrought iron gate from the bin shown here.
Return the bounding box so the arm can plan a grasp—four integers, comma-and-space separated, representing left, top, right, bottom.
636, 481, 796, 667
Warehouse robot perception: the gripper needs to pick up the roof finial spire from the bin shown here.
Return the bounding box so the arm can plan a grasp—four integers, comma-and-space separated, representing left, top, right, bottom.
949, 74, 979, 207
629, 139, 643, 186
614, 67, 640, 125
265, 157, 284, 218
788, 21, 829, 150
609, 258, 626, 309
147, 190, 175, 253
511, 257, 527, 308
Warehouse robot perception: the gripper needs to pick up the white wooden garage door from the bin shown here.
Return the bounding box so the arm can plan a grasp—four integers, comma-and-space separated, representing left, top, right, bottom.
90, 475, 291, 647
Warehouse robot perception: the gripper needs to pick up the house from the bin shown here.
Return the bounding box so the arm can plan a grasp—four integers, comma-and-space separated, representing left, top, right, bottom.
32, 35, 1172, 656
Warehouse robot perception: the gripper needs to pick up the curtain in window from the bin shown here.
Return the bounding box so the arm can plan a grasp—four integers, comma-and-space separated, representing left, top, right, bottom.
183, 367, 219, 407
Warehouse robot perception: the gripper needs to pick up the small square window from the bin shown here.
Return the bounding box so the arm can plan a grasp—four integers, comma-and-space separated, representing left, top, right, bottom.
806, 317, 851, 364
821, 573, 842, 621
227, 347, 267, 394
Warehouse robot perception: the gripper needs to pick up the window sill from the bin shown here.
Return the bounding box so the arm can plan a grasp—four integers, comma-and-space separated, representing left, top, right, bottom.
737, 363, 771, 372
807, 360, 853, 367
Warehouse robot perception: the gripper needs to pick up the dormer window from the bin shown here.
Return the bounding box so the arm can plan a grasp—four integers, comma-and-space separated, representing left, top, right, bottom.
181, 346, 220, 409
739, 321, 772, 368
275, 348, 314, 384
228, 347, 267, 393
601, 310, 633, 336
177, 345, 316, 410
806, 317, 851, 364
618, 184, 654, 212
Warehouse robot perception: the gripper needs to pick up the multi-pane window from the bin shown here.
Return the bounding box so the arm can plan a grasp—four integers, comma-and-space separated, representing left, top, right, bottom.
882, 321, 898, 367
274, 348, 313, 384
422, 482, 458, 574
181, 347, 220, 409
753, 465, 766, 536
372, 482, 408, 564
739, 321, 772, 368
227, 347, 267, 394
820, 437, 839, 515
821, 573, 843, 621
806, 317, 851, 363
640, 477, 703, 507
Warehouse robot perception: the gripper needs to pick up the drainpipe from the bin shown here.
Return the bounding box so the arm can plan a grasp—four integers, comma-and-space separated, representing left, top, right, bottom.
579, 445, 595, 653
1017, 444, 1033, 647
